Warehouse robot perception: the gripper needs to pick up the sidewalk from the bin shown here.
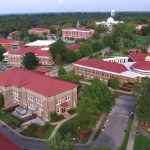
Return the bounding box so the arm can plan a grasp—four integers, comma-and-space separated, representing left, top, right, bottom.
86, 113, 107, 144
126, 116, 138, 150
49, 113, 77, 139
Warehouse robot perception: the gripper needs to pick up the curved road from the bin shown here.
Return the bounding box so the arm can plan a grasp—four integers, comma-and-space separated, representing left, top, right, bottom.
0, 95, 136, 150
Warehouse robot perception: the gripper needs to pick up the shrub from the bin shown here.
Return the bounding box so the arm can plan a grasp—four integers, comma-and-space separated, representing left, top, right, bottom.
68, 108, 76, 114
50, 112, 59, 122
58, 114, 64, 120
0, 94, 4, 107
41, 124, 49, 131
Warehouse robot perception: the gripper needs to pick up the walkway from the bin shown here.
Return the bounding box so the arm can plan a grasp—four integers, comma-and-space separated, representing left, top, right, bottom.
126, 116, 139, 150
86, 113, 107, 144
49, 113, 77, 139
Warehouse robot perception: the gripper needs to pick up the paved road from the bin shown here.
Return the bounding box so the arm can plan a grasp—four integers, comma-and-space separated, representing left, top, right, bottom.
0, 121, 47, 150
76, 95, 136, 150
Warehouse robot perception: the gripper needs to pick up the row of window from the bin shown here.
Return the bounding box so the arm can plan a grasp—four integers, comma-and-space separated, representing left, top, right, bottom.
27, 94, 44, 106
56, 95, 70, 105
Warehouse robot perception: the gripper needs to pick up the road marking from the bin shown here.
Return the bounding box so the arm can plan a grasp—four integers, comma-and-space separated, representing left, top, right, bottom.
118, 114, 129, 118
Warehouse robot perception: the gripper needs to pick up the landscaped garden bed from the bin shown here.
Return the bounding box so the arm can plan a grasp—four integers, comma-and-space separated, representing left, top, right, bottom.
0, 109, 21, 129
20, 123, 56, 139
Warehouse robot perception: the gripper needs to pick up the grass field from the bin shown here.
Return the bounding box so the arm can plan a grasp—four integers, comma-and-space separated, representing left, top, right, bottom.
133, 133, 150, 150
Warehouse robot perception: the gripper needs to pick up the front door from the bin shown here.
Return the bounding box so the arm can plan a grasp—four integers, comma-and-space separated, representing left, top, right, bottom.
61, 108, 65, 113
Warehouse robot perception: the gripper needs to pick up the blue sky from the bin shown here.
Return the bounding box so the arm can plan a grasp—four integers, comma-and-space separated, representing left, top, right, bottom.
0, 0, 149, 14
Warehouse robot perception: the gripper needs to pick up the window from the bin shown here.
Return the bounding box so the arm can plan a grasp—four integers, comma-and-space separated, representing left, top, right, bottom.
56, 99, 61, 105
27, 94, 34, 102
66, 95, 70, 101
36, 98, 43, 106
57, 108, 60, 113
13, 91, 19, 101
28, 102, 35, 110
12, 45, 19, 51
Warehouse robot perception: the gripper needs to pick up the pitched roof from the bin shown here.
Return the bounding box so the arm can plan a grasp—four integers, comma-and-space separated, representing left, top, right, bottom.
29, 28, 50, 31
36, 66, 52, 73
66, 44, 80, 51
128, 53, 147, 62
9, 46, 51, 57
0, 68, 78, 97
132, 61, 150, 71
0, 132, 21, 150
0, 38, 17, 44
74, 58, 128, 73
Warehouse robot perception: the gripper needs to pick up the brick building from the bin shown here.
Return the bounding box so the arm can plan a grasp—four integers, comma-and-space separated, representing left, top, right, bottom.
62, 28, 95, 40
7, 46, 53, 66
0, 68, 78, 121
0, 38, 23, 52
73, 58, 139, 84
28, 28, 50, 37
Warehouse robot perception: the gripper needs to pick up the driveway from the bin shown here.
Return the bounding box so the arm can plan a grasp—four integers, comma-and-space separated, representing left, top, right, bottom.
76, 95, 136, 150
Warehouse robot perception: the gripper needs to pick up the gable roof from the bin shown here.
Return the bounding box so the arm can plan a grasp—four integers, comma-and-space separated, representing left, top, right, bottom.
66, 44, 80, 51
29, 28, 50, 31
74, 58, 128, 73
9, 47, 51, 57
0, 68, 78, 97
36, 66, 52, 73
0, 38, 17, 44
0, 132, 21, 150
128, 53, 147, 62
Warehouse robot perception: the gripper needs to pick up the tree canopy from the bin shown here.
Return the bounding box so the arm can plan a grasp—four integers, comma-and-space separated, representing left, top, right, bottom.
108, 77, 120, 90
23, 52, 39, 69
48, 133, 75, 150
134, 77, 150, 123
0, 45, 6, 61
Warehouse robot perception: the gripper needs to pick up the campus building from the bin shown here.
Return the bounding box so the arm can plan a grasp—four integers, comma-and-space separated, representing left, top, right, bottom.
62, 28, 95, 40
28, 28, 50, 37
6, 46, 53, 66
0, 38, 23, 52
0, 68, 78, 121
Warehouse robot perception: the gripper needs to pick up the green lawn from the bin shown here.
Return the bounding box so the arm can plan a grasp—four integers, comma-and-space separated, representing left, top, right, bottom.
21, 124, 56, 139
57, 117, 78, 138
120, 118, 133, 150
133, 134, 150, 150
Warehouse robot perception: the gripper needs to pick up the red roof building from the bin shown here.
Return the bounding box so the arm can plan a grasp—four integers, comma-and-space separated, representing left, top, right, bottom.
28, 28, 50, 37
36, 66, 52, 76
62, 28, 95, 40
0, 68, 78, 121
73, 58, 139, 84
66, 44, 80, 51
0, 132, 21, 150
0, 38, 22, 52
7, 47, 53, 66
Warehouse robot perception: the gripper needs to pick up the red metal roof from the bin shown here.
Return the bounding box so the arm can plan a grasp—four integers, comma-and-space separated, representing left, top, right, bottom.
36, 66, 52, 73
0, 38, 17, 44
9, 46, 51, 57
0, 132, 21, 150
29, 28, 50, 31
61, 102, 69, 108
74, 59, 128, 73
0, 68, 78, 97
136, 24, 148, 27
128, 53, 147, 62
66, 44, 80, 51
132, 61, 150, 71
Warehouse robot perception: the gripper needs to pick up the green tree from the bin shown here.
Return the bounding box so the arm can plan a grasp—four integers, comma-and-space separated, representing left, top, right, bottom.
92, 41, 103, 52
50, 39, 66, 60
63, 50, 77, 63
48, 133, 75, 150
0, 94, 4, 106
108, 77, 120, 90
55, 54, 62, 65
0, 45, 6, 61
134, 77, 150, 123
79, 43, 93, 57
102, 35, 112, 47
82, 78, 115, 112
23, 52, 39, 69
58, 66, 67, 77
77, 97, 100, 131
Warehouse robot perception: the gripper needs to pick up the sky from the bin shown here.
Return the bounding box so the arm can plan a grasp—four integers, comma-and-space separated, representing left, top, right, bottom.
0, 0, 150, 14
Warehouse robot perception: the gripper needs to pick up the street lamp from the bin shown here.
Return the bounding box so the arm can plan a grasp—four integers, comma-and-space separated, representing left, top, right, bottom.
78, 127, 80, 141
